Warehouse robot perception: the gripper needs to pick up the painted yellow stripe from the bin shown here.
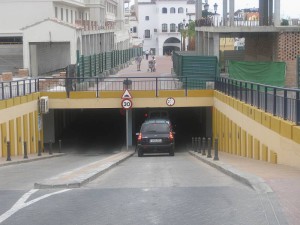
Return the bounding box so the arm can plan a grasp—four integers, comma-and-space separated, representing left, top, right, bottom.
158, 90, 185, 97
40, 92, 67, 99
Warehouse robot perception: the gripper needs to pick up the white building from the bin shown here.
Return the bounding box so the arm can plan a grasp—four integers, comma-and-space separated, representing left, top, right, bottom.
135, 0, 195, 56
0, 0, 131, 76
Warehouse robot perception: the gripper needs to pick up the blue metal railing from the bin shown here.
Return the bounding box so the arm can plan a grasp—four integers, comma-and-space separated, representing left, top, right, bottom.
215, 77, 300, 125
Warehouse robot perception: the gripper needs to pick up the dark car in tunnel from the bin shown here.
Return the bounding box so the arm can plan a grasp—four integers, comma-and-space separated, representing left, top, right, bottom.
136, 119, 175, 157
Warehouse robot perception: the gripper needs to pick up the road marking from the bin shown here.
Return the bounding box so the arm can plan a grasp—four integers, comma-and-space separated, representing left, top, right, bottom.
0, 189, 71, 224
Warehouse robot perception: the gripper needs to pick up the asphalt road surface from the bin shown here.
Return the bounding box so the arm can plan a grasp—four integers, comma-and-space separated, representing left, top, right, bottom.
0, 151, 285, 225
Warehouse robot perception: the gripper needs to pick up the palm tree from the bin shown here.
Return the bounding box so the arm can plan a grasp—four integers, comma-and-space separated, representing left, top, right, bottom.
180, 21, 196, 51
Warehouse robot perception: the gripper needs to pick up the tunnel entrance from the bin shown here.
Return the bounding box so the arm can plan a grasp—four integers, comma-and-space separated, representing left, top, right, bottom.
44, 107, 212, 153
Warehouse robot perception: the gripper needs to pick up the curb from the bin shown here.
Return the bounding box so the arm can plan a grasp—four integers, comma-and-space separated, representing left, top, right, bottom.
0, 153, 66, 168
34, 151, 135, 189
189, 151, 273, 194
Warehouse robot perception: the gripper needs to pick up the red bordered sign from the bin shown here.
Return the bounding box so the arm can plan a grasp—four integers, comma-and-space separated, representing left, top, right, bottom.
121, 99, 133, 110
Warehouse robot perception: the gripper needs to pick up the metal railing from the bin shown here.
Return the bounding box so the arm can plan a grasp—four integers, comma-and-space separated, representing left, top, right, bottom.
2, 76, 299, 125
0, 79, 38, 100
215, 77, 300, 125
0, 76, 215, 100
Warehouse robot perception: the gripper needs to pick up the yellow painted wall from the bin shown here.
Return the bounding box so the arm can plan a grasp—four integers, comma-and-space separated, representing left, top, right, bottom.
0, 95, 39, 158
214, 91, 300, 169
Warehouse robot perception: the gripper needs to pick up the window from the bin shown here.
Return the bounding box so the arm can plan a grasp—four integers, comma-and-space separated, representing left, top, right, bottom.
145, 16, 149, 21
170, 23, 176, 32
61, 8, 63, 20
66, 9, 69, 22
170, 7, 175, 14
178, 7, 184, 13
162, 23, 167, 32
133, 27, 137, 33
71, 10, 73, 23
144, 29, 150, 38
178, 23, 184, 31
162, 7, 167, 14
55, 7, 58, 18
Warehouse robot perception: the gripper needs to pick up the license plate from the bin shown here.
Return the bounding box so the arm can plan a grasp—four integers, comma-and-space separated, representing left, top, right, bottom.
150, 139, 162, 143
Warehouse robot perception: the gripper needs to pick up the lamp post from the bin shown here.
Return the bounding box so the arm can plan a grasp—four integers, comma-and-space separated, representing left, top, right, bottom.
213, 3, 218, 14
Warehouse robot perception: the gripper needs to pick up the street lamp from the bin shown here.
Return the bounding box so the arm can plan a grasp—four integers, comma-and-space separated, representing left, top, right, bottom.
213, 3, 218, 14
203, 3, 209, 18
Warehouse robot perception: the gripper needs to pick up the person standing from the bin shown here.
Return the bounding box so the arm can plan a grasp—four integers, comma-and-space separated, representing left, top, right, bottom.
145, 50, 149, 60
135, 55, 142, 71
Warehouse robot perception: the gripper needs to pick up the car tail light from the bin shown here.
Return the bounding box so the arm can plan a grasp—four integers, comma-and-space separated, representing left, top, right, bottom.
137, 133, 142, 141
169, 132, 174, 140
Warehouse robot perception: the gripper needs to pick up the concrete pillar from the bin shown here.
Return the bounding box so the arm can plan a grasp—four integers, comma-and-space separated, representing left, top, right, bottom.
213, 33, 220, 60
269, 0, 273, 25
263, 0, 269, 25
223, 0, 228, 26
274, 0, 280, 26
229, 0, 234, 26
127, 109, 132, 146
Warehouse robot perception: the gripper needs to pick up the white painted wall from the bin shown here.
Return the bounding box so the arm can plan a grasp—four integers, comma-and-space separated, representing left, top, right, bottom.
137, 0, 195, 55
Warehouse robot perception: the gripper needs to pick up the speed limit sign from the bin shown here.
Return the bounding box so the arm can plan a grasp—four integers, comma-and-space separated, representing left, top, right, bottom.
121, 99, 133, 110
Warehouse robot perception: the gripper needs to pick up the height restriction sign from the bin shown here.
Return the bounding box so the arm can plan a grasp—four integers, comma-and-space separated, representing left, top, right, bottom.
121, 99, 133, 109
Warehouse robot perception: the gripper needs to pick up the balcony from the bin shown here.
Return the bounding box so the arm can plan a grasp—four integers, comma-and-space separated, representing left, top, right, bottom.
75, 19, 115, 31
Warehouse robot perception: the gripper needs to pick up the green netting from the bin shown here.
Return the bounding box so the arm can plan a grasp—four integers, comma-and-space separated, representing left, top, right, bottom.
228, 61, 286, 87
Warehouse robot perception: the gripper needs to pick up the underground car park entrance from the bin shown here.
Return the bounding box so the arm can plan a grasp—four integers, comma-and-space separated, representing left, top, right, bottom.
43, 107, 212, 154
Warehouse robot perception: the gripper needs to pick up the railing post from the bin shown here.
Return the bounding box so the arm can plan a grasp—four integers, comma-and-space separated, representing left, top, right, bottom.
250, 83, 254, 106
296, 91, 300, 125
273, 88, 277, 116
245, 83, 248, 104
29, 79, 32, 93
155, 77, 158, 97
207, 138, 212, 158
239, 81, 242, 101
1, 82, 4, 100
284, 90, 288, 120
213, 138, 219, 161
24, 141, 28, 159
17, 81, 20, 96
257, 85, 260, 109
235, 80, 238, 98
264, 86, 268, 112
96, 77, 99, 98
9, 82, 12, 98
7, 141, 11, 161
23, 80, 26, 95
37, 78, 40, 92
185, 76, 188, 96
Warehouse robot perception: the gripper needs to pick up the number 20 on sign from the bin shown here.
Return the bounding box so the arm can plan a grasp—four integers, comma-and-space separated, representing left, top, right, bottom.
121, 99, 133, 110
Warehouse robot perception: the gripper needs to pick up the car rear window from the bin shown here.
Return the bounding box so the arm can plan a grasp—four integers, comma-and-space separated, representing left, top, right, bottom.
141, 123, 170, 133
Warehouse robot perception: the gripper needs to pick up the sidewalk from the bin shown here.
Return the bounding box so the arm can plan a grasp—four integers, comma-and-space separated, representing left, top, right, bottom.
189, 150, 300, 225
0, 152, 65, 167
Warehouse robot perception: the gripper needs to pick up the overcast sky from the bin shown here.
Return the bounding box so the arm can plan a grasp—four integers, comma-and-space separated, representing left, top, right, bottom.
210, 0, 300, 19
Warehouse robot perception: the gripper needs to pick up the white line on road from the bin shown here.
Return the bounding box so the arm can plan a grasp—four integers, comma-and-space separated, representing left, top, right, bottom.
0, 189, 71, 224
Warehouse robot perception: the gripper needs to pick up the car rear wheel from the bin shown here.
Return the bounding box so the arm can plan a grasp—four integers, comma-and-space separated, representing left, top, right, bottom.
169, 149, 174, 156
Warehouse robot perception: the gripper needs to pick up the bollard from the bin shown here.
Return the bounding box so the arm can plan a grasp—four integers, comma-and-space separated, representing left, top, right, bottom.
38, 140, 42, 156
202, 137, 206, 156
197, 137, 201, 153
59, 140, 62, 153
24, 142, 28, 159
213, 138, 219, 161
49, 141, 53, 155
207, 138, 212, 158
7, 141, 11, 161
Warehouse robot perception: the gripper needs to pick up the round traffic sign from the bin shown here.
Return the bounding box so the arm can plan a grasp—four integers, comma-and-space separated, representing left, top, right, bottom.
121, 99, 133, 109
166, 97, 175, 106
